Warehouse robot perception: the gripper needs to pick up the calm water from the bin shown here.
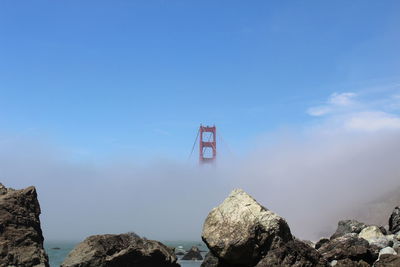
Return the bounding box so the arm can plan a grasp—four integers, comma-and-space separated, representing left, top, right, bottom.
45, 240, 208, 267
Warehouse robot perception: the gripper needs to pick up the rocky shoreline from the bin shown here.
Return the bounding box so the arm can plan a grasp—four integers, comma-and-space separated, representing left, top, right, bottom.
1, 183, 400, 266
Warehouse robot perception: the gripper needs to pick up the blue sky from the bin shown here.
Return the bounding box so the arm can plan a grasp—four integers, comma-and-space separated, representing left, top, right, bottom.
1, 0, 400, 161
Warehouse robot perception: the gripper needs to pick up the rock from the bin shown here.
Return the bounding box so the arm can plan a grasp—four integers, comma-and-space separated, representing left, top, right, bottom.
315, 238, 330, 250
318, 234, 378, 265
379, 226, 388, 235
200, 252, 238, 267
386, 234, 395, 241
0, 183, 49, 267
358, 225, 391, 248
302, 240, 316, 249
0, 183, 7, 195
359, 226, 384, 240
61, 233, 179, 267
389, 207, 400, 234
375, 254, 400, 266
384, 225, 390, 233
52, 247, 61, 250
392, 237, 400, 252
200, 252, 219, 267
202, 189, 292, 266
331, 259, 369, 266
255, 239, 327, 267
330, 220, 367, 240
371, 237, 393, 249
379, 247, 397, 257
182, 246, 203, 261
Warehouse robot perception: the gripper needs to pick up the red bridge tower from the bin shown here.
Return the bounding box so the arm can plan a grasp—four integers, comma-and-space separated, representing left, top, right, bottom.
199, 124, 216, 164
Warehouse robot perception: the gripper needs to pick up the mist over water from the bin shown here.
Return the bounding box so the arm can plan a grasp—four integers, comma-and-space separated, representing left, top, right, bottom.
1, 127, 400, 242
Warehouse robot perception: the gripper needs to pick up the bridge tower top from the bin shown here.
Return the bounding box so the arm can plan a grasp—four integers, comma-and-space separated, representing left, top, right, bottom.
199, 124, 216, 164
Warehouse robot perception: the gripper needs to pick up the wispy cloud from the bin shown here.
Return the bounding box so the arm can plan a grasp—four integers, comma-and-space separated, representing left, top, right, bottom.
307, 88, 400, 132
307, 92, 358, 116
329, 92, 357, 106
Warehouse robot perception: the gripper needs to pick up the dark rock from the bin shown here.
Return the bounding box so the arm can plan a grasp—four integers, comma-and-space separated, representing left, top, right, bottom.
301, 240, 315, 248
389, 206, 400, 234
182, 246, 203, 260
61, 233, 179, 267
0, 183, 49, 267
318, 234, 378, 264
375, 254, 400, 266
52, 247, 61, 250
175, 251, 185, 256
255, 239, 327, 267
201, 252, 220, 267
315, 238, 329, 250
333, 259, 370, 266
202, 189, 292, 266
379, 226, 388, 235
200, 251, 243, 267
330, 220, 367, 239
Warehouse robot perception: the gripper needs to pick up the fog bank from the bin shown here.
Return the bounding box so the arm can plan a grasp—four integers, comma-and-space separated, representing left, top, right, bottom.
1, 127, 400, 242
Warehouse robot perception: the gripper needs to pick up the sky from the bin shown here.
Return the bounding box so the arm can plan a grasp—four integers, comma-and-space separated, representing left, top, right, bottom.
1, 1, 400, 242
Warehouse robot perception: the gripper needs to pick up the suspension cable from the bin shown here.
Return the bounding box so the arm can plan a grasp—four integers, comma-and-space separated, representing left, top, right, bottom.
188, 128, 200, 161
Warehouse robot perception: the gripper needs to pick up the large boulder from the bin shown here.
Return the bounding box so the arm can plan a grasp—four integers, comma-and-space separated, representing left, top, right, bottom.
318, 234, 378, 265
0, 183, 49, 267
181, 246, 203, 260
255, 239, 327, 267
61, 233, 179, 267
389, 206, 400, 234
202, 189, 292, 266
330, 220, 367, 240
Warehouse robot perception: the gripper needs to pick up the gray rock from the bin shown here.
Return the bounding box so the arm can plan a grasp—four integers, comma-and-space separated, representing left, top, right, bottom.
315, 238, 330, 250
200, 252, 240, 267
331, 259, 369, 266
0, 183, 49, 267
375, 254, 400, 266
201, 189, 292, 266
389, 207, 400, 234
318, 234, 378, 265
302, 239, 316, 249
359, 226, 384, 241
255, 239, 327, 267
330, 220, 367, 240
379, 226, 388, 235
392, 238, 400, 252
182, 246, 203, 261
379, 247, 397, 257
358, 226, 391, 248
61, 233, 179, 267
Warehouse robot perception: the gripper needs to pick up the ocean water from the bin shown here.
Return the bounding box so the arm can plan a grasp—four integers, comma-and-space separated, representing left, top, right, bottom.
45, 240, 208, 267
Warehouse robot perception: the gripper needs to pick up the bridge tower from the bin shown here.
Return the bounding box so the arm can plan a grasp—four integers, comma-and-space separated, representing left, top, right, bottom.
199, 124, 216, 164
